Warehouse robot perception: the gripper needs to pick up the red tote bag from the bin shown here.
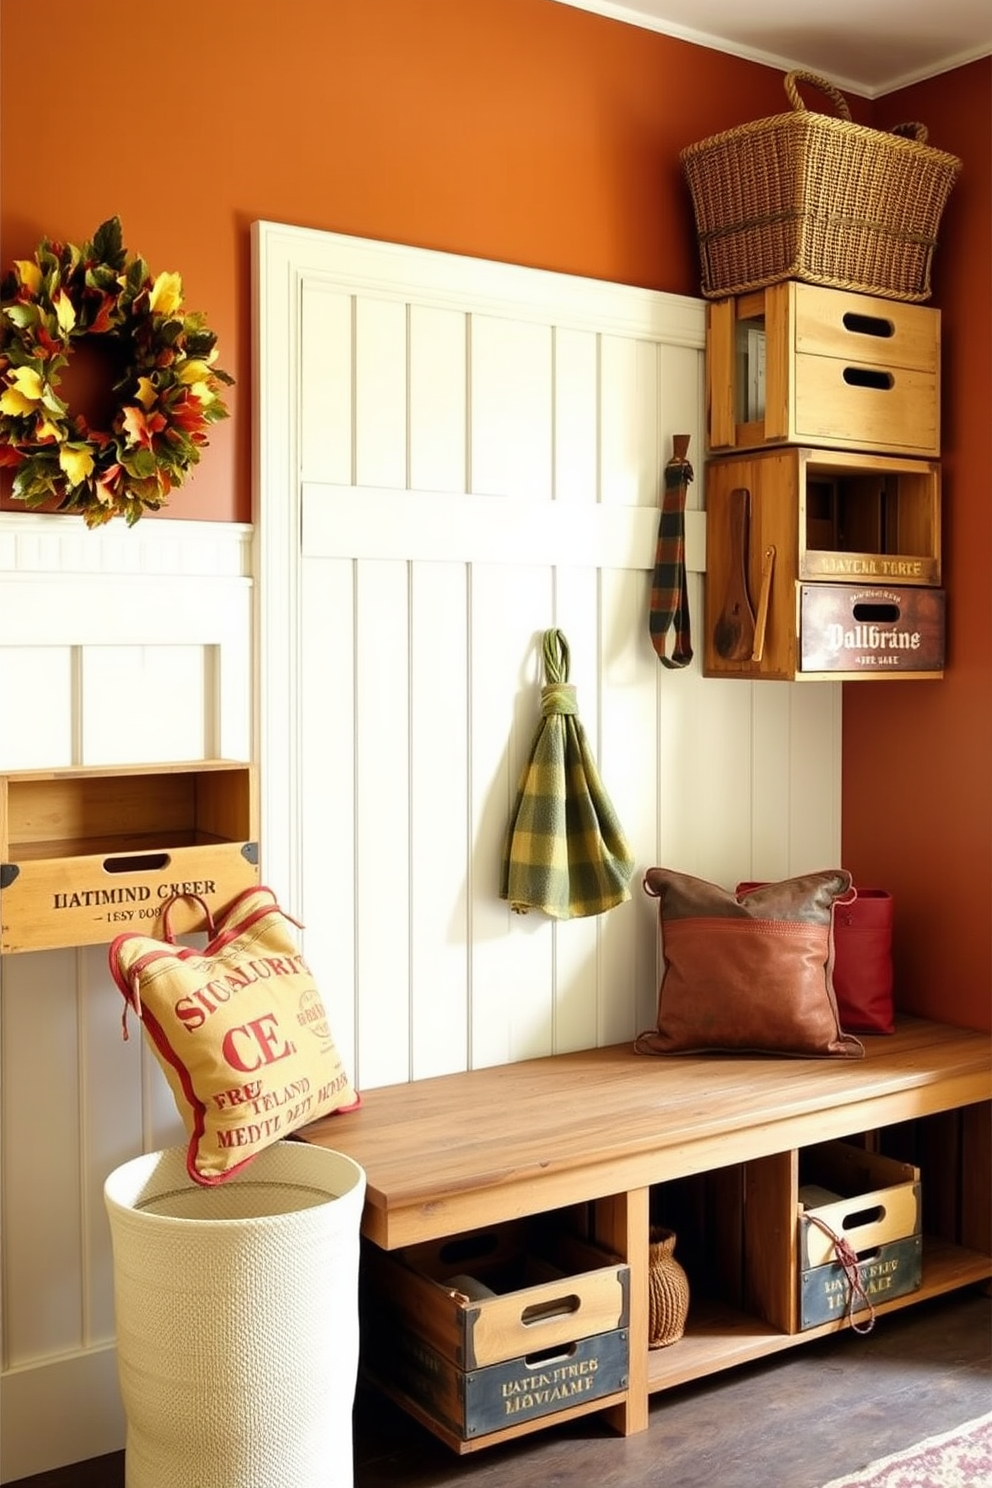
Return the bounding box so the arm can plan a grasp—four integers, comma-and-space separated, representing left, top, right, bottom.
737, 882, 894, 1036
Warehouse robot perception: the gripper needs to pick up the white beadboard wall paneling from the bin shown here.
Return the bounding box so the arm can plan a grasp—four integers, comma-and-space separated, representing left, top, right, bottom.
470, 315, 553, 500
554, 326, 599, 506
0, 645, 75, 769
409, 304, 467, 493
1, 948, 84, 1365
409, 560, 471, 1079
353, 559, 412, 1090
599, 571, 657, 1046
299, 284, 353, 485
254, 221, 842, 1103
355, 295, 408, 489
0, 514, 251, 1483
299, 555, 359, 1085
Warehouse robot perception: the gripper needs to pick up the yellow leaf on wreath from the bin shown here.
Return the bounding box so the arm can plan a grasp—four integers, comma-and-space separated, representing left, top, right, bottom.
188, 380, 216, 406
59, 443, 96, 486
0, 366, 44, 415
148, 271, 183, 316
178, 359, 211, 385
135, 377, 158, 409
55, 290, 77, 335
8, 366, 44, 400
0, 387, 35, 417
14, 260, 42, 294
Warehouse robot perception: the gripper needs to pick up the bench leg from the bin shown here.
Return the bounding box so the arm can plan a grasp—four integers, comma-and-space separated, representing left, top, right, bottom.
593, 1185, 650, 1435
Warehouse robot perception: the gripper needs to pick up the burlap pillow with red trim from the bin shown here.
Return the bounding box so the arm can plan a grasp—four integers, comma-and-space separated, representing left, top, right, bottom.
109, 886, 359, 1183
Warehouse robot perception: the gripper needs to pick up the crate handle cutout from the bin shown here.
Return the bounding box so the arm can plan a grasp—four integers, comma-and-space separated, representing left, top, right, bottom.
842, 367, 895, 390
841, 1203, 885, 1231
103, 852, 171, 874
842, 311, 895, 339
524, 1341, 578, 1368
852, 602, 901, 623
521, 1294, 581, 1327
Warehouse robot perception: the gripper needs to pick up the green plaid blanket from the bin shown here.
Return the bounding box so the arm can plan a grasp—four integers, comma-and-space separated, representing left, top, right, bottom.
500, 630, 635, 919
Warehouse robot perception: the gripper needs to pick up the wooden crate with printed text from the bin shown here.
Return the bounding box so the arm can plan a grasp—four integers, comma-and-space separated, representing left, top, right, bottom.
798, 1141, 922, 1331
360, 1218, 630, 1449
0, 761, 258, 953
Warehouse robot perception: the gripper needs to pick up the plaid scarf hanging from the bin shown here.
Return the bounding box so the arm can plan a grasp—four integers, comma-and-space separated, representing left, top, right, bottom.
499, 630, 635, 920
649, 435, 694, 669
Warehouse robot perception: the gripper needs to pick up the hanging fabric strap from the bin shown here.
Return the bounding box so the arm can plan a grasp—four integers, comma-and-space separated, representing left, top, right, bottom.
649, 435, 694, 669
804, 1213, 877, 1335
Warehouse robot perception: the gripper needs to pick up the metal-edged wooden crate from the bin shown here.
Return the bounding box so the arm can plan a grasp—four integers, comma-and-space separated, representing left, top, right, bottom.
361, 1218, 630, 1447
0, 760, 258, 953
797, 1141, 922, 1330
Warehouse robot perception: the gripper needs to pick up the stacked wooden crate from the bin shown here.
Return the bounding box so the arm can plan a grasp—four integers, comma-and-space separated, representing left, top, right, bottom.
702, 281, 945, 681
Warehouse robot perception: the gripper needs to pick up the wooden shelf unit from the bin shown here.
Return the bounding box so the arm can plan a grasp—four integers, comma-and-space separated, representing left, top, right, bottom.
702, 281, 945, 684
702, 448, 944, 682
299, 1017, 992, 1454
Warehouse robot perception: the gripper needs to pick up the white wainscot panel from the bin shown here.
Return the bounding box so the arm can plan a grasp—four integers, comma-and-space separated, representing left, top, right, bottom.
1, 949, 84, 1365
0, 646, 74, 769
300, 557, 358, 1084
409, 304, 467, 494
0, 514, 252, 1483
600, 333, 661, 508
353, 559, 412, 1090
553, 326, 598, 506
355, 294, 408, 490
300, 282, 353, 484
470, 315, 553, 501
409, 560, 470, 1079
80, 644, 210, 764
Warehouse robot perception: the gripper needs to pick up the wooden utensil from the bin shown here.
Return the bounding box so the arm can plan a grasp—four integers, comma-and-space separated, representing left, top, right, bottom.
751, 545, 776, 662
713, 486, 756, 661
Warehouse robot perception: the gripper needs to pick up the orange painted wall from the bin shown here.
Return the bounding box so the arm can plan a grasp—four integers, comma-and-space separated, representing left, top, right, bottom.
841, 58, 992, 1031
1, 0, 861, 523
2, 4, 987, 1030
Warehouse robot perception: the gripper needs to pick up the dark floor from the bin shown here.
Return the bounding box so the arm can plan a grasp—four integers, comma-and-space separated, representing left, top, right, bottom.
13, 1291, 992, 1488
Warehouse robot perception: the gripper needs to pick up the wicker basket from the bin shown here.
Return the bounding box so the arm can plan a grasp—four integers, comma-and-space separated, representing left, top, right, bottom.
680, 71, 962, 303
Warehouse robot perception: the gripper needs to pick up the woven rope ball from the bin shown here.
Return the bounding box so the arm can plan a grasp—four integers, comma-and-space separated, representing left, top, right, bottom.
648, 1226, 690, 1348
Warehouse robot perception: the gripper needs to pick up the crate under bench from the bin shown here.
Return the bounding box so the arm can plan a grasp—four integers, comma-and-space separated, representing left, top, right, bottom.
298, 1017, 991, 1454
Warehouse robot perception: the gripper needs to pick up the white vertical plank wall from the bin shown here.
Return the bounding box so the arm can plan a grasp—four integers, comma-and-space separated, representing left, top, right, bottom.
0, 515, 252, 1482
253, 222, 843, 1096
0, 223, 843, 1481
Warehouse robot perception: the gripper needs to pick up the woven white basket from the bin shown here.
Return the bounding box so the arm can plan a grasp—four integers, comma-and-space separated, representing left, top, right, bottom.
104, 1141, 366, 1488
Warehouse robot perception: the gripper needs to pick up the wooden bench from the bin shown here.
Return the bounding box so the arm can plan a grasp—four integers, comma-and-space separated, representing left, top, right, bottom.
299, 1016, 991, 1453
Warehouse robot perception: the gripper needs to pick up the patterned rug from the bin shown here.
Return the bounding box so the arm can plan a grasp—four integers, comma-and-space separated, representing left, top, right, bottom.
821, 1412, 992, 1488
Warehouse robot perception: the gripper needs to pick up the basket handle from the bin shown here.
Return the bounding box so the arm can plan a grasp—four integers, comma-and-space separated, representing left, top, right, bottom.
889, 120, 930, 143
784, 70, 852, 122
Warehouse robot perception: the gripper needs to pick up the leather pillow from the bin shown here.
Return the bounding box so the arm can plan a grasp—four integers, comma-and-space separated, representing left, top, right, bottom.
637, 868, 864, 1059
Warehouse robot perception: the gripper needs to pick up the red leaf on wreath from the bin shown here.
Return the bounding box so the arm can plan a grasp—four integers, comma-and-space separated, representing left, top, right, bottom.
88, 294, 116, 335
121, 404, 167, 449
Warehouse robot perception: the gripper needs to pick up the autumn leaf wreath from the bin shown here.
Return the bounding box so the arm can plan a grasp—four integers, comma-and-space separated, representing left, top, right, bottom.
0, 216, 232, 527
